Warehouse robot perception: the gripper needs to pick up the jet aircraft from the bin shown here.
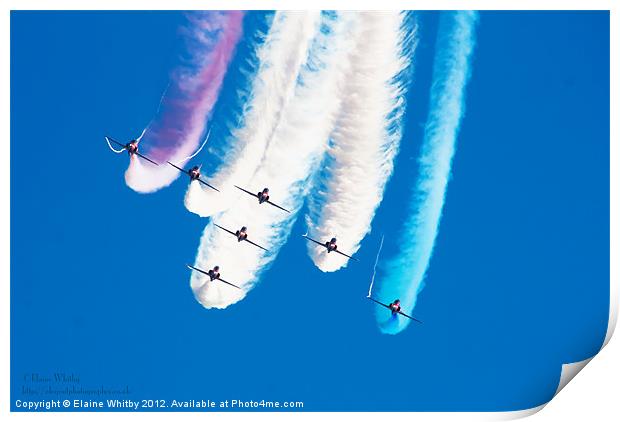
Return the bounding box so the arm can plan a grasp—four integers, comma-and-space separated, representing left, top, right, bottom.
234, 186, 290, 213
367, 297, 422, 323
302, 235, 358, 261
214, 224, 269, 252
186, 264, 241, 289
167, 162, 219, 191
105, 136, 159, 165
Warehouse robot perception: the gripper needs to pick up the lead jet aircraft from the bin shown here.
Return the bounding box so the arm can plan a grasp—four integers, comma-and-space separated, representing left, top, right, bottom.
105, 136, 159, 165
186, 264, 241, 290
234, 186, 290, 213
167, 162, 219, 192
302, 235, 358, 261
367, 297, 422, 323
214, 224, 269, 252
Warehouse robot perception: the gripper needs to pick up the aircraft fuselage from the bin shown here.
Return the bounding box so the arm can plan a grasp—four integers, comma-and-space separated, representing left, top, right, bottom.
189, 168, 200, 180
126, 141, 138, 154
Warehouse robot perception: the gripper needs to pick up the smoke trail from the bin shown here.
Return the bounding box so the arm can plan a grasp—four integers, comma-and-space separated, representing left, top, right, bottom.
375, 11, 479, 334
305, 11, 415, 272
178, 129, 211, 163
124, 11, 244, 193
367, 235, 385, 298
190, 12, 359, 309
184, 11, 321, 217
106, 138, 125, 154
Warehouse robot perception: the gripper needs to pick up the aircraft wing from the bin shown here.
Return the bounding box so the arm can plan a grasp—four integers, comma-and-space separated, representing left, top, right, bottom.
397, 310, 423, 324
187, 264, 210, 277
105, 136, 126, 150
167, 161, 189, 175
244, 238, 269, 252
266, 200, 291, 213
303, 235, 325, 248
335, 249, 359, 261
234, 185, 258, 198
367, 296, 392, 310
197, 178, 220, 192
214, 224, 238, 238
217, 277, 242, 290
135, 151, 159, 166
367, 297, 422, 324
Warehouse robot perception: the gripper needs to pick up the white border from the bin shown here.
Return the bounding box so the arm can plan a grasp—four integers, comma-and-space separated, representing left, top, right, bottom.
2, 1, 617, 420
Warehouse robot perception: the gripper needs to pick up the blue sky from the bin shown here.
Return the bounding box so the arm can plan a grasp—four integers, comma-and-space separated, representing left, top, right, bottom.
11, 11, 609, 411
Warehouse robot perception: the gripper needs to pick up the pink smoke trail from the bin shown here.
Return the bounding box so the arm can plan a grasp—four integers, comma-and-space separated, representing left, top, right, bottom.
125, 11, 244, 193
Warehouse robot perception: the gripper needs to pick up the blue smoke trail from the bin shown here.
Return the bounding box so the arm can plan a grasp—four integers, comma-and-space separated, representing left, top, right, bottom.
374, 11, 479, 334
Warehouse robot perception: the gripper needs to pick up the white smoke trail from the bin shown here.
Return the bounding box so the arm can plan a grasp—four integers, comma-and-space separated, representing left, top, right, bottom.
190, 12, 360, 309
305, 11, 415, 272
367, 234, 385, 298
178, 130, 210, 163
375, 11, 479, 334
184, 11, 321, 217
106, 138, 125, 154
